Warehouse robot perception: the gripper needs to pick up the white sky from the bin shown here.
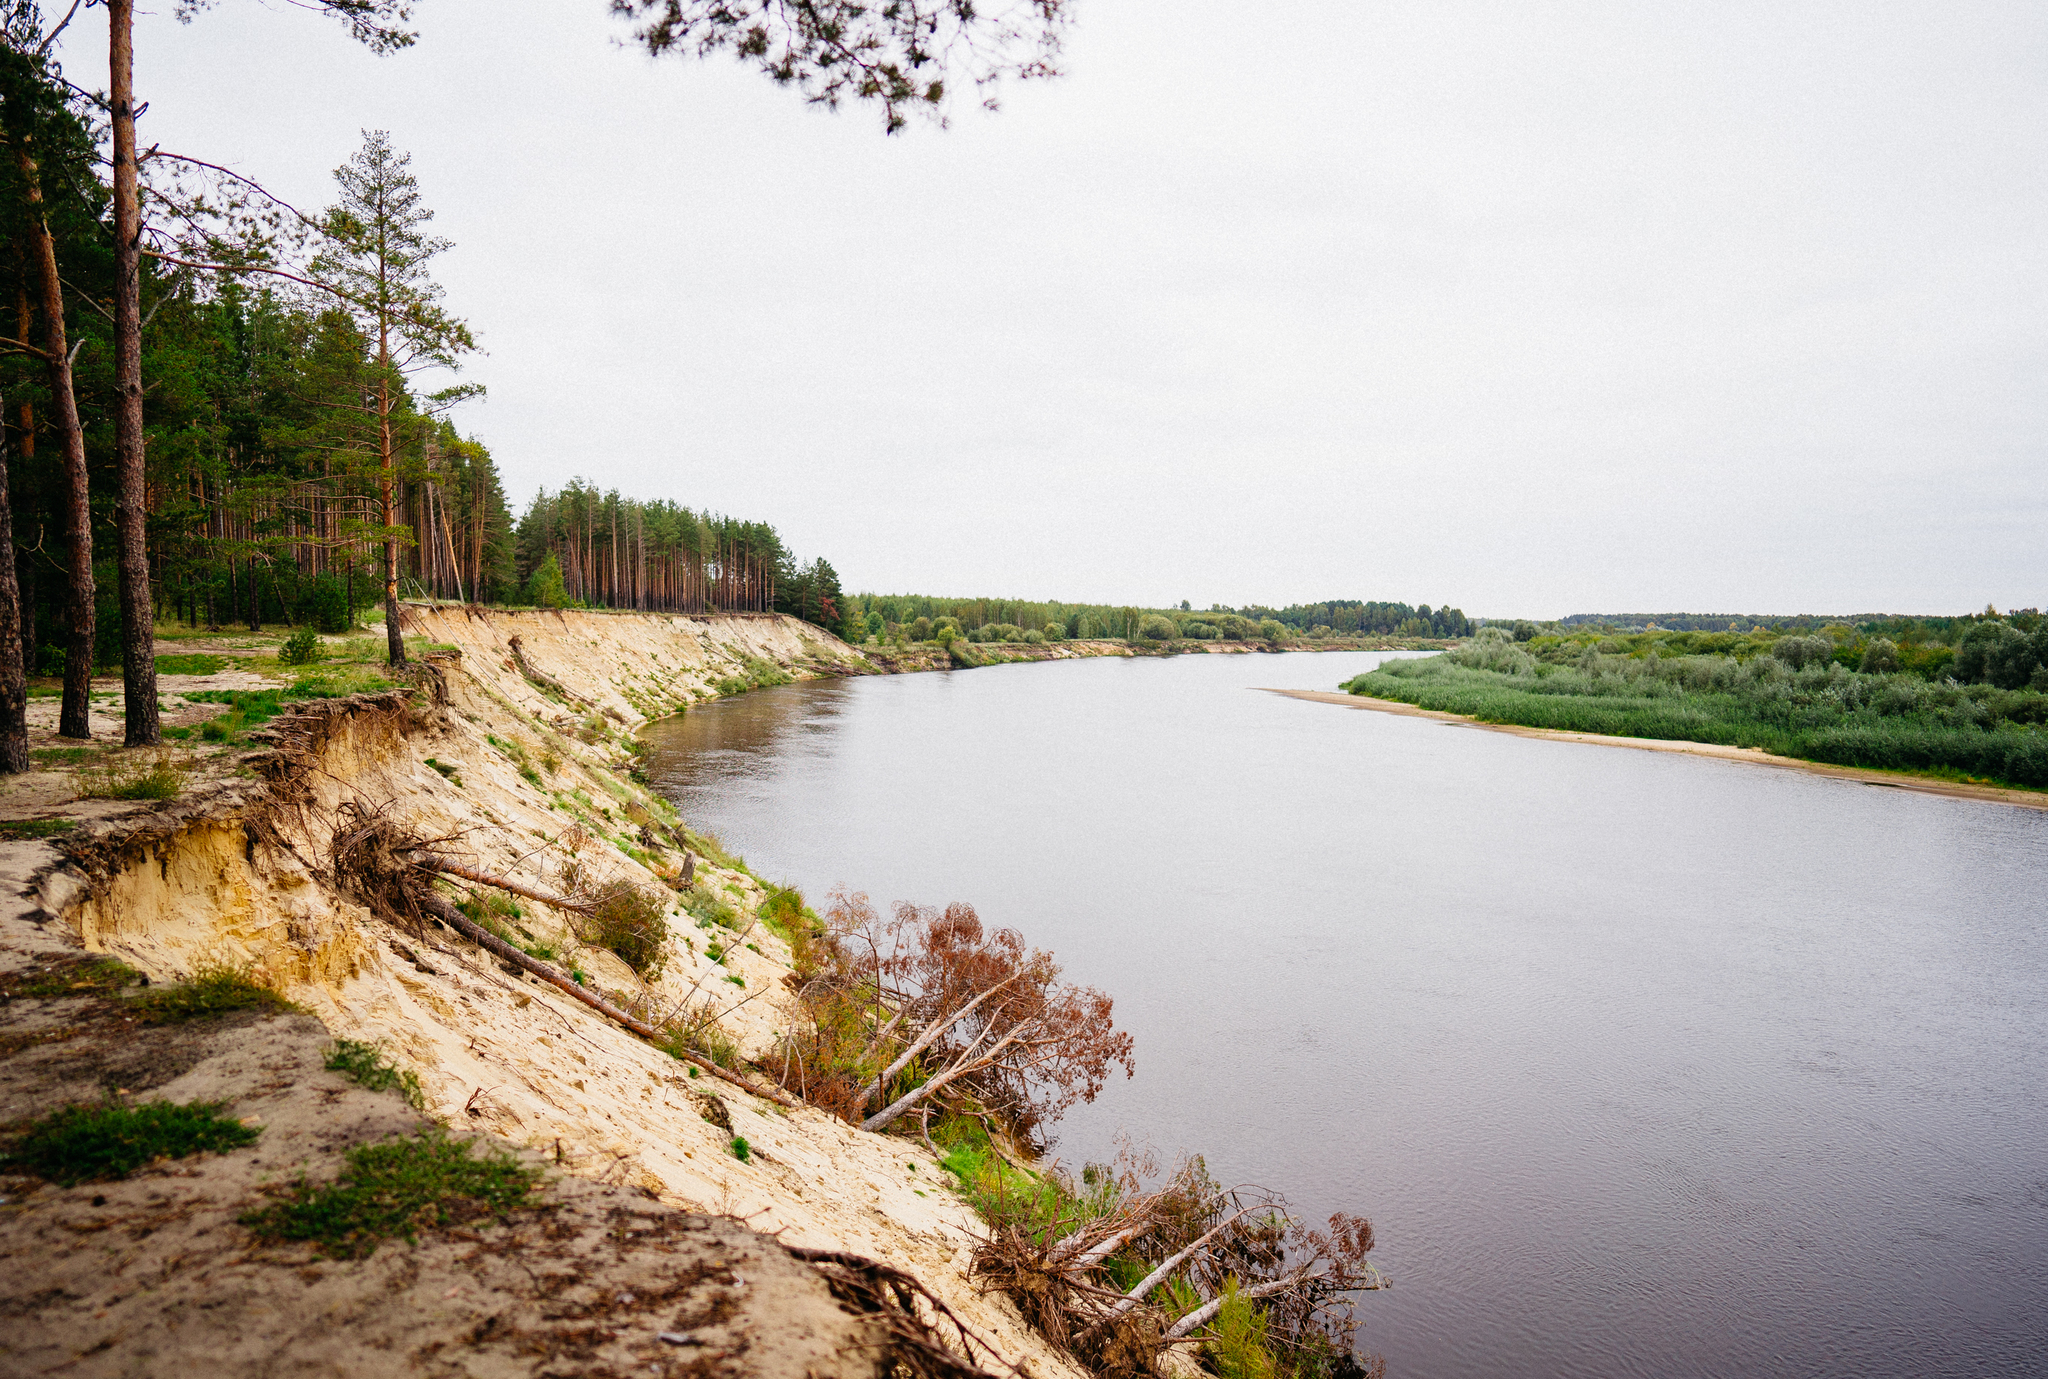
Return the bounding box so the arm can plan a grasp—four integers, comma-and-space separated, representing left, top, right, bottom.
61, 1, 2048, 617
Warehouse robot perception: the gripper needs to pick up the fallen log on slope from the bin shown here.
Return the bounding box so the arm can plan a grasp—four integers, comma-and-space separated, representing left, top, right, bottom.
416, 887, 800, 1110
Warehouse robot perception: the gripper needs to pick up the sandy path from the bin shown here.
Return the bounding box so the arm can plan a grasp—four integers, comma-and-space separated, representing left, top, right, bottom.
1261, 688, 2048, 812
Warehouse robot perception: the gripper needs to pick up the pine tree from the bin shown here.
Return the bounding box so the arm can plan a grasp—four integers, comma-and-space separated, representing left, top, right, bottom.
310, 131, 477, 666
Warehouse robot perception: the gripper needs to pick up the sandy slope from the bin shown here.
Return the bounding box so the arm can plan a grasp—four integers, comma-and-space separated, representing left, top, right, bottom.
5, 609, 1085, 1379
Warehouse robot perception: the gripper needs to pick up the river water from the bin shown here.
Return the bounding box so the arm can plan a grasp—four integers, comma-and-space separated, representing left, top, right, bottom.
641, 650, 2048, 1379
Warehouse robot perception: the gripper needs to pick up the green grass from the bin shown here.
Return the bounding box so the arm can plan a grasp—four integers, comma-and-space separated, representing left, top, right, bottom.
325, 1040, 426, 1109
730, 1136, 751, 1161
7, 957, 142, 998
132, 961, 292, 1024
241, 1127, 540, 1258
0, 816, 78, 841
154, 653, 230, 676
32, 746, 99, 766
1, 1099, 260, 1186
1346, 653, 2048, 790
77, 753, 185, 801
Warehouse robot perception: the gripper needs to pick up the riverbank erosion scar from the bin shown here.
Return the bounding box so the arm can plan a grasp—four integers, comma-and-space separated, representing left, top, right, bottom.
1, 609, 1089, 1379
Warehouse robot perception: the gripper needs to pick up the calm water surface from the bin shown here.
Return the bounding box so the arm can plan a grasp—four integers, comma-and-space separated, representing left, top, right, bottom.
642, 651, 2048, 1379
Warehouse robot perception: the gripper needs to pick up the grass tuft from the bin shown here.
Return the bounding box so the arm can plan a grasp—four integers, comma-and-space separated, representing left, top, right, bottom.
6, 957, 143, 999
154, 653, 229, 676
240, 1126, 541, 1258
78, 752, 185, 801
324, 1039, 426, 1109
0, 816, 79, 841
1, 1099, 260, 1186
133, 960, 292, 1024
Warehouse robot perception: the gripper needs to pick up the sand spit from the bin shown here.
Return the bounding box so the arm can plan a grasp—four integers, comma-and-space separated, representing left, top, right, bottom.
1268, 687, 2048, 812
0, 608, 1089, 1379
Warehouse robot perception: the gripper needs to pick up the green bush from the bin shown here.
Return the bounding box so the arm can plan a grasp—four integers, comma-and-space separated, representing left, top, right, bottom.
1, 1099, 260, 1185
241, 1127, 539, 1258
1042, 621, 1064, 641
278, 626, 322, 665
909, 616, 933, 641
1138, 614, 1177, 641
527, 553, 570, 609
1182, 621, 1218, 640
1258, 619, 1288, 642
1022, 629, 1045, 645
579, 881, 670, 977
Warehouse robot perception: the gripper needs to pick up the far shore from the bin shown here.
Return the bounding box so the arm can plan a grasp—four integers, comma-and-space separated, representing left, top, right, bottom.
1264, 687, 2048, 812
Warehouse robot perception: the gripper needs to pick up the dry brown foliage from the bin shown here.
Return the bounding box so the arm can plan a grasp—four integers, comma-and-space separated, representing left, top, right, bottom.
766, 891, 1132, 1143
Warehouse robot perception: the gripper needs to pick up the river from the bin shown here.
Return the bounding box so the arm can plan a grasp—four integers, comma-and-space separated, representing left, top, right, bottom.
641, 649, 2048, 1379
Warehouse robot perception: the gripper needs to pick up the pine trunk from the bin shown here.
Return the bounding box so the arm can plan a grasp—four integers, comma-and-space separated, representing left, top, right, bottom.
109, 0, 157, 744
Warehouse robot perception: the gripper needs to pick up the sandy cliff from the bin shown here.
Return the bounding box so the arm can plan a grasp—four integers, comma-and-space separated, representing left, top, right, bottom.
0, 609, 1085, 1379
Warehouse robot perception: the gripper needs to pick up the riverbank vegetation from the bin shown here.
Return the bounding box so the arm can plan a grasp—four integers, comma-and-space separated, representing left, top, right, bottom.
765, 890, 1387, 1379
1344, 617, 2048, 788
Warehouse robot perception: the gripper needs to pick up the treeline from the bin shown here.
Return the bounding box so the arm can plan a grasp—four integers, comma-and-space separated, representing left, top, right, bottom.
843, 593, 1470, 647
510, 481, 841, 623
1227, 599, 1471, 639
0, 23, 837, 768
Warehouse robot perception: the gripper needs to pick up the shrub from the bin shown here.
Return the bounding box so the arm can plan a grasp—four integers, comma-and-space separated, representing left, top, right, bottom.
78, 752, 185, 801
579, 881, 670, 977
527, 553, 570, 609
1023, 629, 1045, 645
1138, 614, 1177, 641
909, 616, 933, 641
3, 1100, 260, 1186
325, 1040, 426, 1109
278, 626, 322, 665
1860, 638, 1901, 675
241, 1127, 539, 1258
1042, 621, 1064, 641
1258, 619, 1288, 642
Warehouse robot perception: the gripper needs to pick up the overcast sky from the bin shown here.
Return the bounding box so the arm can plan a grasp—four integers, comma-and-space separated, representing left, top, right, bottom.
58, 1, 2048, 617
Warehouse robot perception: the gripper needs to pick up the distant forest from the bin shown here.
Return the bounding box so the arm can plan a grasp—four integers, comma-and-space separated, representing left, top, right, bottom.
841, 594, 1471, 646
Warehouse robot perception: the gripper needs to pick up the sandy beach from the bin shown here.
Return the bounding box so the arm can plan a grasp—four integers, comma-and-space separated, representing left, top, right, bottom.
1264, 687, 2048, 812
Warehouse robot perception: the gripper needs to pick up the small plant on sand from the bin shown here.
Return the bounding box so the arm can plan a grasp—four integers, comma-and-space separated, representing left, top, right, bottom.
576, 880, 670, 977
241, 1126, 540, 1258
729, 1136, 751, 1161
325, 1040, 426, 1109
3, 956, 142, 999
1, 1099, 260, 1186
133, 959, 292, 1024
78, 752, 185, 801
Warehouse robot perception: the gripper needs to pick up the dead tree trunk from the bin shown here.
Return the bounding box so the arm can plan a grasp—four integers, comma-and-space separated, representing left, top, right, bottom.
0, 386, 30, 773
8, 135, 93, 739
